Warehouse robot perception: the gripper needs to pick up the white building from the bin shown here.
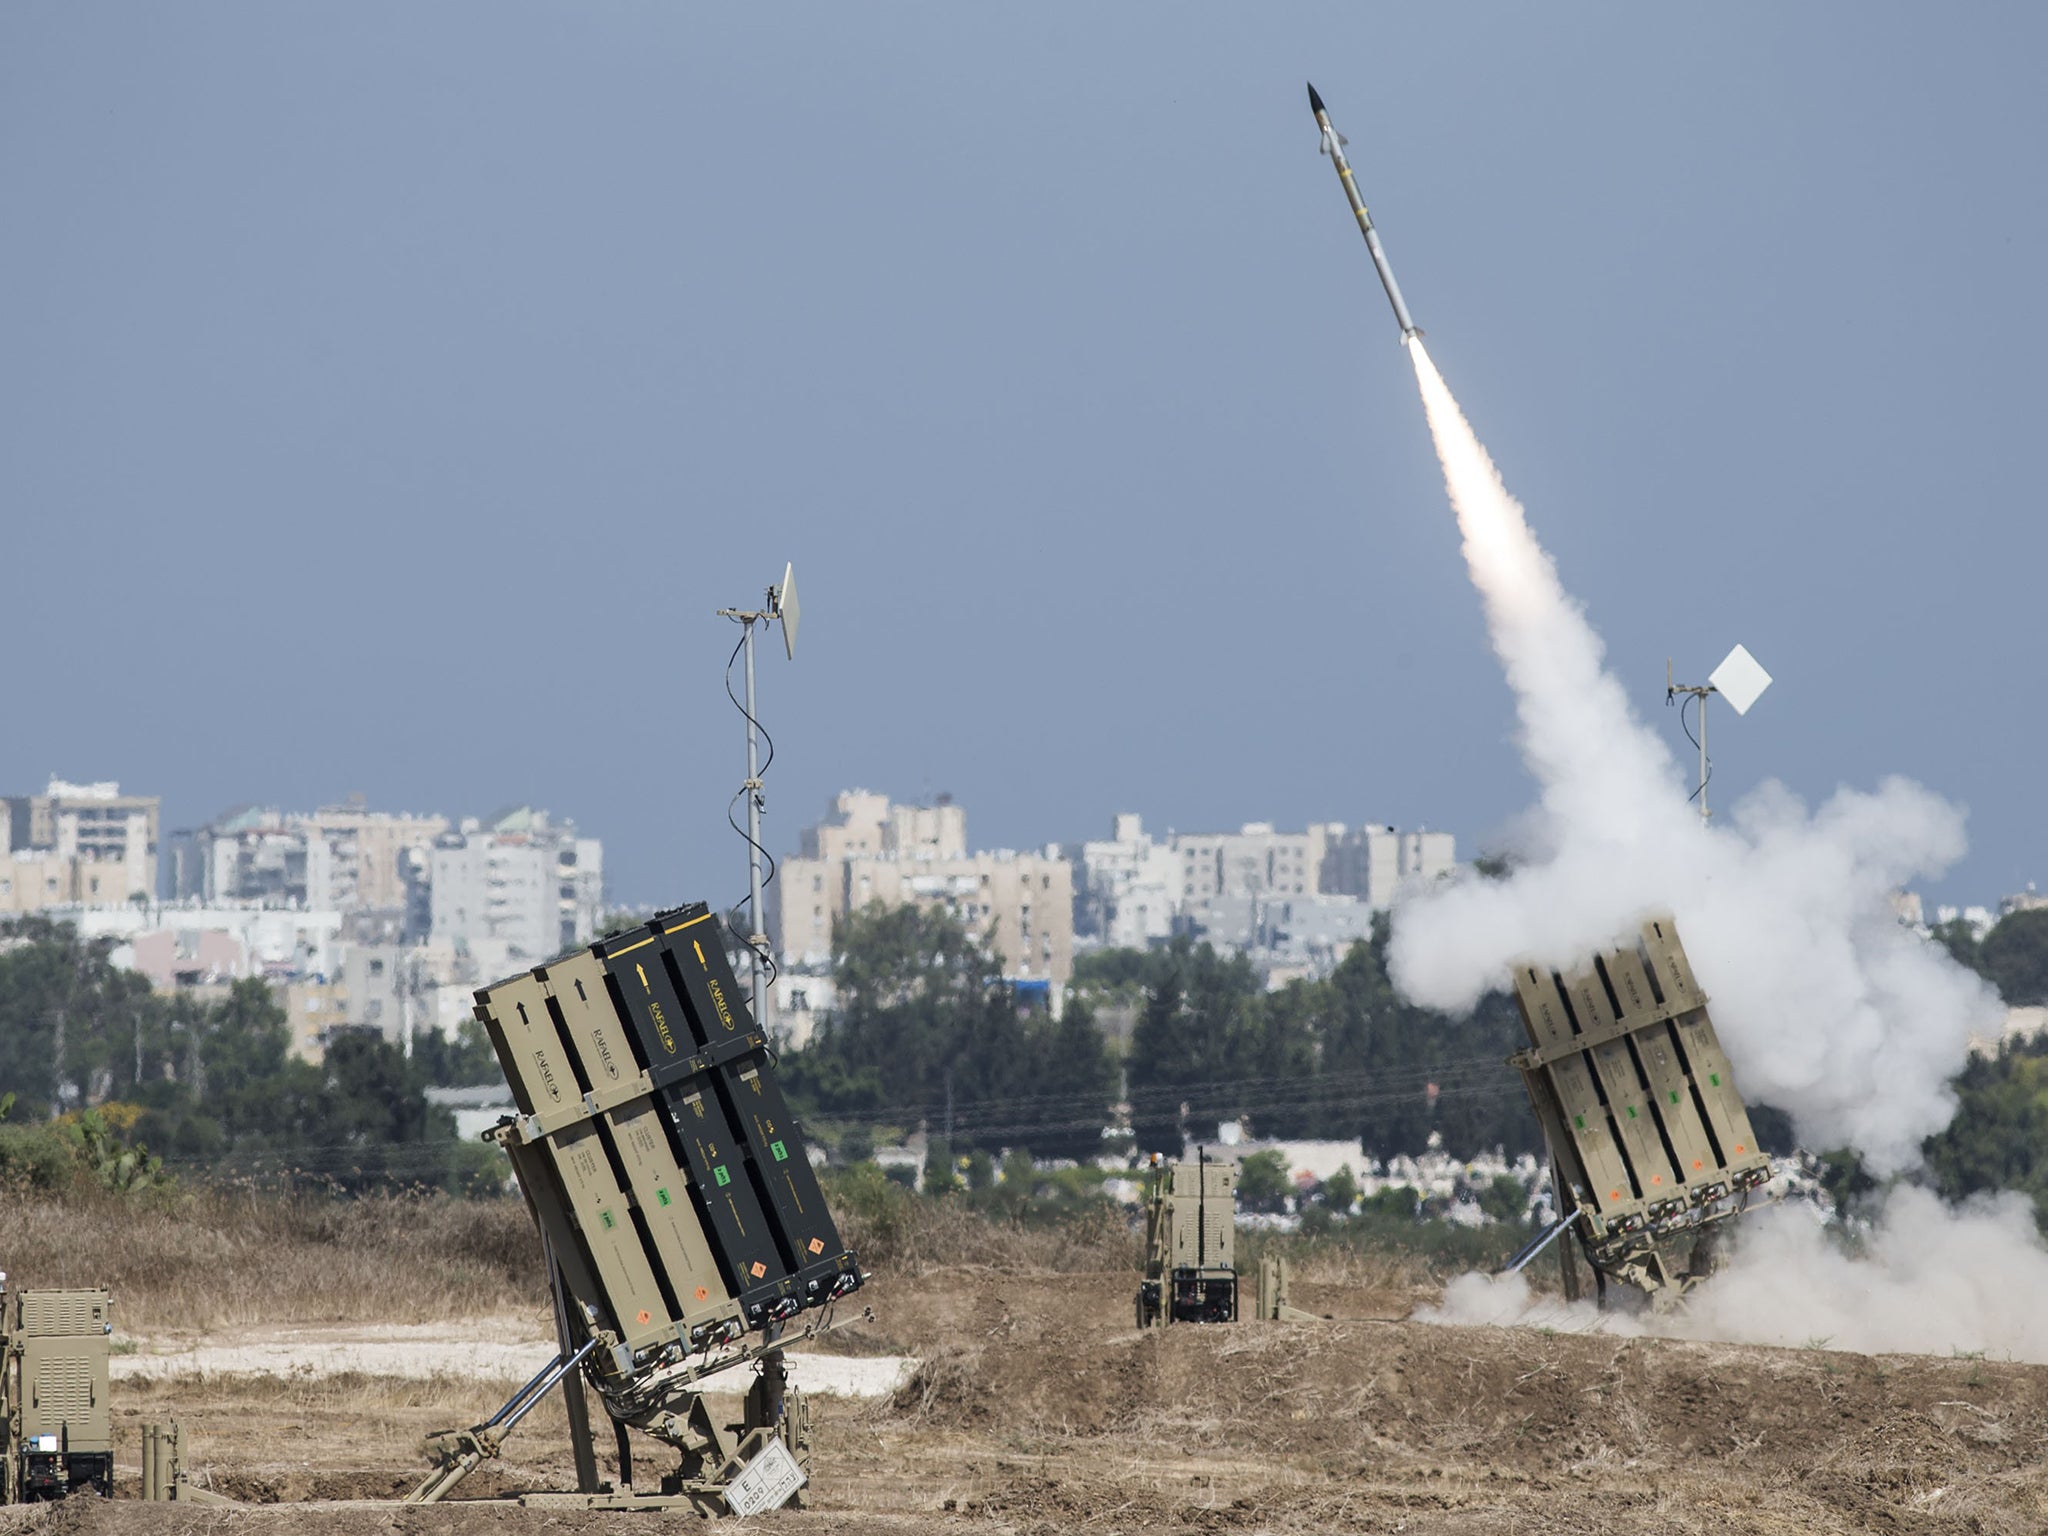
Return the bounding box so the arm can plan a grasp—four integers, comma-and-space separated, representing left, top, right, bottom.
429, 807, 603, 978
172, 801, 448, 917
1318, 824, 1458, 910
1189, 891, 1379, 986
772, 791, 1073, 990
1, 779, 159, 912
70, 902, 347, 988
775, 790, 971, 969
1074, 813, 1457, 958
1075, 814, 1181, 948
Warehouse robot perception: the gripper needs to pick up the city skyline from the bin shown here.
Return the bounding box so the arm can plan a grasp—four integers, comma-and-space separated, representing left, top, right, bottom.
5, 9, 2045, 910
10, 769, 2043, 921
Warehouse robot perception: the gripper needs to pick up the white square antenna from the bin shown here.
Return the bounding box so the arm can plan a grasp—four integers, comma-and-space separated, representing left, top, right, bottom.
1709, 644, 1772, 716
775, 562, 800, 661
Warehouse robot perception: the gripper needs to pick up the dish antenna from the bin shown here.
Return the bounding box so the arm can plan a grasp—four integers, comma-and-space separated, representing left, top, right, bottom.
1667, 644, 1772, 823
717, 564, 803, 1028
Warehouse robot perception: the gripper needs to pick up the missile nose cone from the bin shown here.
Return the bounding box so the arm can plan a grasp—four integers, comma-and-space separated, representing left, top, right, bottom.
1306, 81, 1326, 115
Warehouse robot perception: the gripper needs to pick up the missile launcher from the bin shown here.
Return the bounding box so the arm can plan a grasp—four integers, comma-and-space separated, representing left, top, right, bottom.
1510, 914, 1772, 1302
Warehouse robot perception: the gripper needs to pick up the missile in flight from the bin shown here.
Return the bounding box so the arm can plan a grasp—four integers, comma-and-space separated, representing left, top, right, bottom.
1307, 81, 1421, 343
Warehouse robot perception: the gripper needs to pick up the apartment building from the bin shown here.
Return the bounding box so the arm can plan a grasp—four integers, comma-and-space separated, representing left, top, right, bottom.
1318, 824, 1458, 909
773, 790, 1072, 988
170, 800, 447, 916
0, 779, 159, 912
428, 806, 604, 977
1074, 812, 1459, 979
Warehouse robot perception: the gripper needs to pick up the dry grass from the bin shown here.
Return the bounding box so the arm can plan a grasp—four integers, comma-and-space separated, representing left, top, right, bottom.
834, 1189, 1139, 1277
1, 1178, 1148, 1335
0, 1184, 542, 1331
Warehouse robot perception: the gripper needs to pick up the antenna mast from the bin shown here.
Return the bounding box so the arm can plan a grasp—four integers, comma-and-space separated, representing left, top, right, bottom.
717, 563, 801, 1036
1666, 661, 1715, 824
1666, 644, 1772, 826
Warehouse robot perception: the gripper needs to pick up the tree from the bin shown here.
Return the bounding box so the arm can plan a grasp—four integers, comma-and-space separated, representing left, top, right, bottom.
1981, 909, 2048, 1006
0, 916, 161, 1113
1236, 1149, 1292, 1213
1126, 938, 1268, 1153
413, 1018, 504, 1088
0, 923, 468, 1192
1015, 996, 1117, 1162
1319, 1163, 1359, 1214
782, 902, 1115, 1155
1932, 917, 1985, 977
923, 1135, 960, 1195
1923, 1035, 2048, 1222
1317, 923, 1537, 1161
1476, 1172, 1529, 1226
290, 1032, 459, 1190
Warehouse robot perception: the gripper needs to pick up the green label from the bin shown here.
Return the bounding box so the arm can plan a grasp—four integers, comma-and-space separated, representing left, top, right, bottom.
769, 1140, 788, 1162
656, 1187, 672, 1207
1669, 1090, 1681, 1105
599, 1210, 616, 1230
713, 1165, 732, 1187
1572, 1114, 1585, 1130
1626, 1105, 1638, 1119
1710, 1073, 1721, 1087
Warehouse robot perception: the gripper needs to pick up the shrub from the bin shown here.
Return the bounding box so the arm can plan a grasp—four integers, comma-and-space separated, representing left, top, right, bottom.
0, 1124, 75, 1191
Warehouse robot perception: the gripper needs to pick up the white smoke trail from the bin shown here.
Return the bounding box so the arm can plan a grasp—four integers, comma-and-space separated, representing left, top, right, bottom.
1389, 340, 2000, 1174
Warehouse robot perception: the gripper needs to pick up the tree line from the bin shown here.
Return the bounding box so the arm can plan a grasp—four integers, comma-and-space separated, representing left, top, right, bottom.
0, 916, 492, 1192
779, 903, 1542, 1164
1915, 905, 2048, 1221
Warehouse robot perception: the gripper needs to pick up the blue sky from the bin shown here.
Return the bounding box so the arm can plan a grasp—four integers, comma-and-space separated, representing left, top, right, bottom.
4, 5, 2043, 909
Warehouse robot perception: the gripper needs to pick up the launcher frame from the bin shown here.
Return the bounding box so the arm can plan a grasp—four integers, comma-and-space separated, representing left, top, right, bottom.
421, 901, 864, 1513
1510, 914, 1772, 1303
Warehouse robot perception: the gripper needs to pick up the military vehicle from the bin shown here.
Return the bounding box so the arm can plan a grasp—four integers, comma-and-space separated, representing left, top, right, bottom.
410, 901, 865, 1513
1136, 1151, 1237, 1326
0, 1279, 113, 1502
1505, 914, 1773, 1304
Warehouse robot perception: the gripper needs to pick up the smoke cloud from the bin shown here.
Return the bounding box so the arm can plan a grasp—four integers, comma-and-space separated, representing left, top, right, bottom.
1386, 341, 2000, 1174
1426, 1186, 2048, 1363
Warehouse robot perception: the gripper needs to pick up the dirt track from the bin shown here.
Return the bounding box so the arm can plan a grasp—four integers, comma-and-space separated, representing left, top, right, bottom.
5, 1269, 2046, 1535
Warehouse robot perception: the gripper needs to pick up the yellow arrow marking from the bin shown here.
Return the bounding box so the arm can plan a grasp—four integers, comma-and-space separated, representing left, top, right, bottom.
693, 940, 707, 967
636, 963, 651, 993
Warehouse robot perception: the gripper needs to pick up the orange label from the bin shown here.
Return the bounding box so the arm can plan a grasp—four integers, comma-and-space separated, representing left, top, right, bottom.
637, 1309, 652, 1325
695, 1286, 709, 1301
807, 1238, 824, 1255
749, 1261, 767, 1279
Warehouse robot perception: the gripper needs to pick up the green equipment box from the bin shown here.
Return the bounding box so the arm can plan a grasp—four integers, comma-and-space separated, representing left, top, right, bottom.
1136, 1154, 1237, 1326
2, 1285, 113, 1502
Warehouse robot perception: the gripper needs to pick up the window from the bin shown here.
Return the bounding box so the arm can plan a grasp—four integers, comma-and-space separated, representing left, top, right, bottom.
368, 959, 385, 977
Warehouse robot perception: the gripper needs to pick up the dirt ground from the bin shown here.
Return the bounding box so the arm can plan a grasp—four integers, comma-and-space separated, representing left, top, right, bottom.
5, 1267, 2046, 1536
